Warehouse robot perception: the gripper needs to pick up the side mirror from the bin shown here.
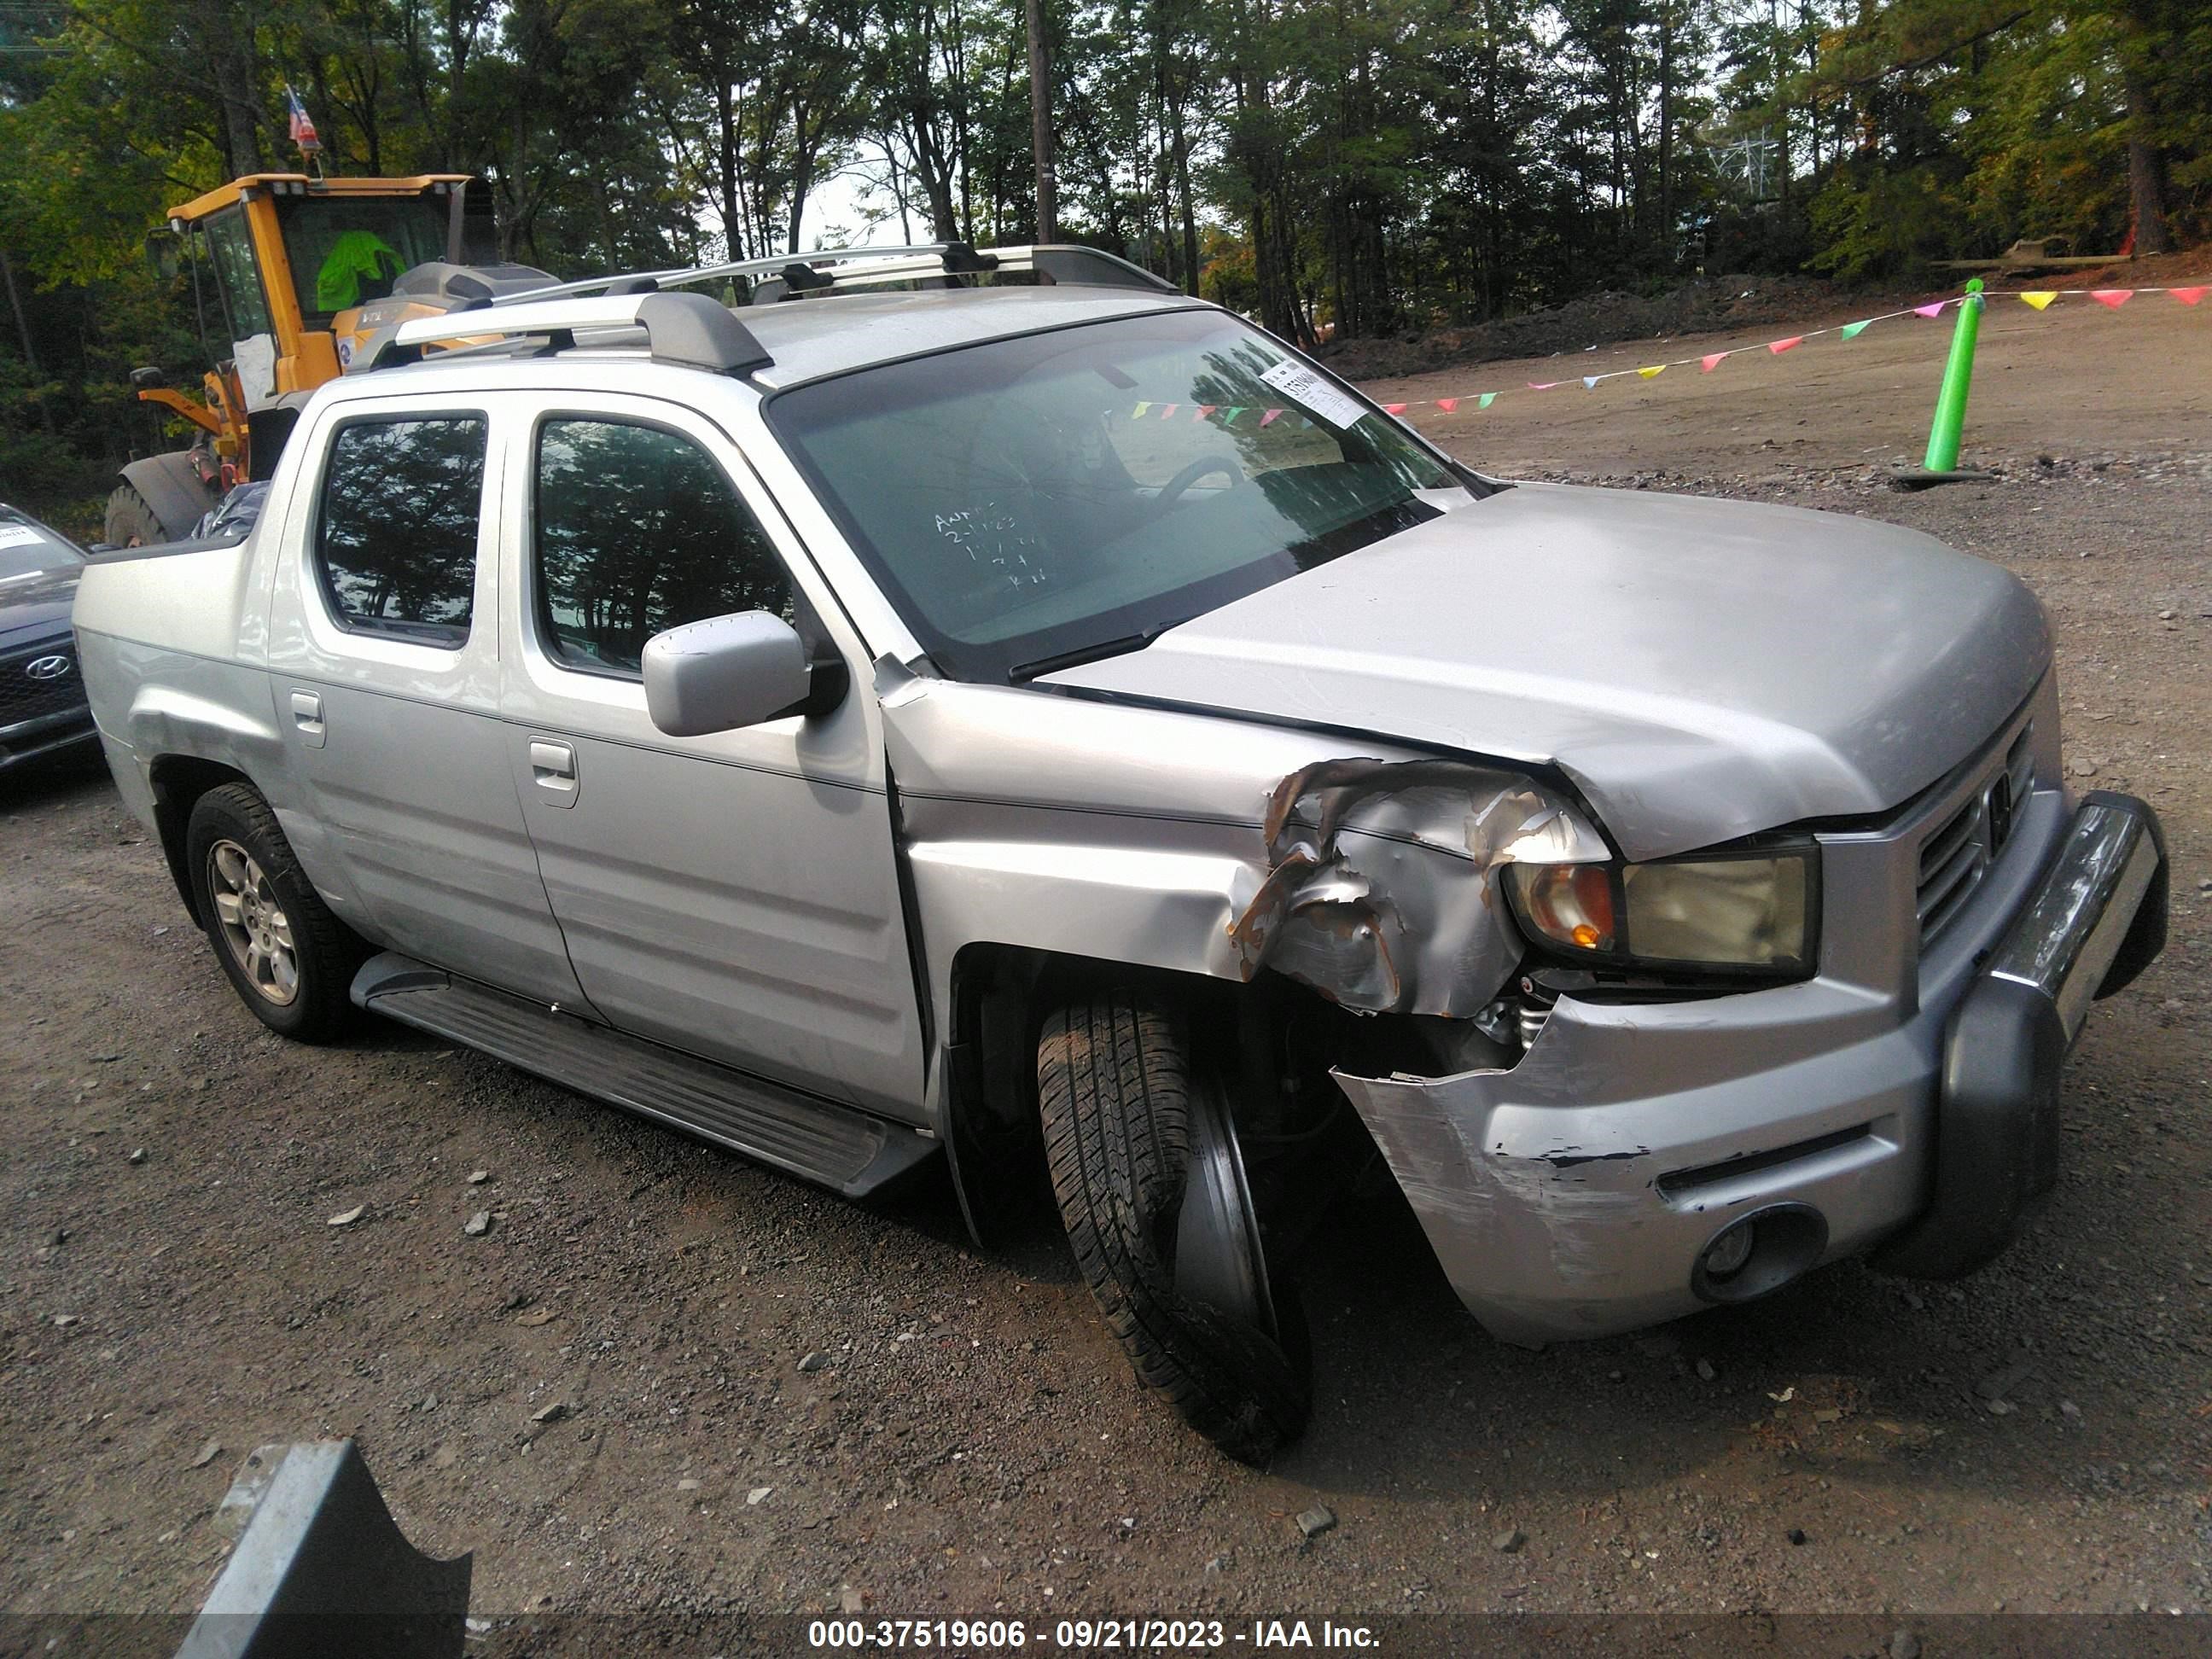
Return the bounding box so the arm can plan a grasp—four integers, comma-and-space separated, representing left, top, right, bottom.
642, 611, 814, 736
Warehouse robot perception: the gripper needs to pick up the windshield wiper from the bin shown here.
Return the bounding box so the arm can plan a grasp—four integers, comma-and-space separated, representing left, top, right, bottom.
1008, 620, 1185, 683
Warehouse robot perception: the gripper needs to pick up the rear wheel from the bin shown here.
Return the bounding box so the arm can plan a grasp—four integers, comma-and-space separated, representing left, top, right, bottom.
185, 783, 366, 1041
1038, 992, 1311, 1462
102, 482, 167, 548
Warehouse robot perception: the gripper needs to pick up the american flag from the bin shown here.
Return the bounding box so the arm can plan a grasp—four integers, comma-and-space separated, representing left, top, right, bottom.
285, 85, 320, 154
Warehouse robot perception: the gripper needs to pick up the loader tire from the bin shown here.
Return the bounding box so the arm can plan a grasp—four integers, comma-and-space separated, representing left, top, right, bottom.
1038, 992, 1311, 1463
103, 483, 166, 548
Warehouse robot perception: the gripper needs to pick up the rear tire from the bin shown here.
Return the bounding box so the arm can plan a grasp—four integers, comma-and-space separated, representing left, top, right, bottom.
102, 482, 167, 548
1038, 992, 1311, 1462
185, 783, 367, 1042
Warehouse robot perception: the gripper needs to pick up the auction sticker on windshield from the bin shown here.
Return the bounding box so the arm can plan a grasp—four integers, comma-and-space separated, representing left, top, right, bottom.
1257, 358, 1367, 430
0, 522, 46, 550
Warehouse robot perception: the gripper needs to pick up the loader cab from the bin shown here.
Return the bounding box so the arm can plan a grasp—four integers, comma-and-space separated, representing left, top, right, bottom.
111, 174, 512, 545
169, 174, 484, 418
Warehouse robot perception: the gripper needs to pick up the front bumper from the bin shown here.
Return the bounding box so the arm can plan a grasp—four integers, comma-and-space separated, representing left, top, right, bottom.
0, 703, 97, 773
1331, 789, 2168, 1348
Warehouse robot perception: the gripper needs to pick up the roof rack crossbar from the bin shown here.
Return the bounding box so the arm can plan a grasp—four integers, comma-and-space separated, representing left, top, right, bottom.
492, 242, 1179, 309
356, 290, 772, 375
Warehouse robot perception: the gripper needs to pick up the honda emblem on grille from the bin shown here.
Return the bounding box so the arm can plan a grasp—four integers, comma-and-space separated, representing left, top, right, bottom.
1987, 772, 2014, 852
25, 654, 71, 682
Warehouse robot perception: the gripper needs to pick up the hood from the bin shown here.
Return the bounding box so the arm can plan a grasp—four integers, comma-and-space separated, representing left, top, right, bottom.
0, 562, 83, 646
1042, 482, 2048, 861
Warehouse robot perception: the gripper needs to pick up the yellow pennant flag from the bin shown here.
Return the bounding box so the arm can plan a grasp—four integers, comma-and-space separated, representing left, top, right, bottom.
2019, 291, 2058, 311
1638, 364, 1666, 379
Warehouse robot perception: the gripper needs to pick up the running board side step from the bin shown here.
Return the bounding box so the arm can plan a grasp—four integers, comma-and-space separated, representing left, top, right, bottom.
349, 953, 938, 1201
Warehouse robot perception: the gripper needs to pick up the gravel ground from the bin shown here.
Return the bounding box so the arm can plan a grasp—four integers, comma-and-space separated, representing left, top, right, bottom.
3, 289, 2209, 1648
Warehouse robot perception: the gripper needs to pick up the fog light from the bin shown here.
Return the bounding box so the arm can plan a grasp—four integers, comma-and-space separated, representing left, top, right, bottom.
1689, 1202, 1829, 1305
1702, 1222, 1755, 1280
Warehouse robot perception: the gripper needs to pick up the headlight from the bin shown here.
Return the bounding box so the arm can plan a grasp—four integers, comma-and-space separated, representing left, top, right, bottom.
1504, 847, 1818, 978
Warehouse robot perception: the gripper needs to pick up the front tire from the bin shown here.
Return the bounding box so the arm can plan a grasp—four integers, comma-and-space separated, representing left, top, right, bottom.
1038, 992, 1311, 1462
185, 783, 365, 1041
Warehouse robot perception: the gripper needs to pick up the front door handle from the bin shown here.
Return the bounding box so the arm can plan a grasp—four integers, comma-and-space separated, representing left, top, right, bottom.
289, 690, 325, 748
529, 739, 579, 807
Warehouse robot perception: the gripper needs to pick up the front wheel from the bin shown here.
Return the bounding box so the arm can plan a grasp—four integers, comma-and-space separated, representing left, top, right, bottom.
1038, 993, 1311, 1462
185, 783, 366, 1041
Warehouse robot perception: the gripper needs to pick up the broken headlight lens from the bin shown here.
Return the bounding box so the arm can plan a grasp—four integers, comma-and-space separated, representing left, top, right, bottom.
1505, 848, 1817, 979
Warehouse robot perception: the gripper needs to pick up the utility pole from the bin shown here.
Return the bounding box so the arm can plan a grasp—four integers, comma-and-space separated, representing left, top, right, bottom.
1025, 0, 1057, 242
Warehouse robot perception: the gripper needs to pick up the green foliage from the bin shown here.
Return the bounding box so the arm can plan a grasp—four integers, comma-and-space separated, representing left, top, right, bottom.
0, 0, 2207, 524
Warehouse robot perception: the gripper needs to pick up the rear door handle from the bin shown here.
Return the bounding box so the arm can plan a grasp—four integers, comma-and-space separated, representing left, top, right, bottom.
529, 739, 579, 807
289, 690, 325, 748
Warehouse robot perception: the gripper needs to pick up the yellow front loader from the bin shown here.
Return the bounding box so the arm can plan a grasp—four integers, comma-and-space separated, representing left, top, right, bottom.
109, 172, 550, 544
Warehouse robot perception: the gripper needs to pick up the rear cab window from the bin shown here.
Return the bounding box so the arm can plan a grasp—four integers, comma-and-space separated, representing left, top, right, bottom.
313, 415, 488, 648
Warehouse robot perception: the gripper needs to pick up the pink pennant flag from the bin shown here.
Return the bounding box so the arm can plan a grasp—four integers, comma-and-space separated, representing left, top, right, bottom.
2171, 287, 2207, 306
1913, 302, 1946, 319
1158, 403, 1180, 419
1528, 381, 1561, 391
1382, 403, 1407, 416
2089, 289, 2130, 308
1260, 409, 1283, 427
1434, 398, 1458, 413
1768, 336, 1802, 354
1193, 405, 1217, 420
1700, 352, 1728, 373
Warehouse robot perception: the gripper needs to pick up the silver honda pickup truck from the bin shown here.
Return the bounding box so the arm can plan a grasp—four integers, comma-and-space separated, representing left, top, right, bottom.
73, 244, 2168, 1460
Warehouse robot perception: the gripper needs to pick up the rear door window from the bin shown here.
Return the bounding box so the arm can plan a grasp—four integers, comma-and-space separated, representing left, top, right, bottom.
532, 417, 794, 677
314, 416, 487, 646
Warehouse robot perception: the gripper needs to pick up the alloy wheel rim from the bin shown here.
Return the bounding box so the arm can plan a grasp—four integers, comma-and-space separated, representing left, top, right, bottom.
207, 839, 300, 1006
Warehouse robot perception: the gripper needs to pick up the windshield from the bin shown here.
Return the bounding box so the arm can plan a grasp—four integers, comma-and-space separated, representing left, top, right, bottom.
276, 195, 449, 323
767, 309, 1464, 681
0, 513, 81, 580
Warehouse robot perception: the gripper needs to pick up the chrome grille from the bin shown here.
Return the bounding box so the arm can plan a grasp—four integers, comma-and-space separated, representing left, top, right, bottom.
1916, 721, 2034, 945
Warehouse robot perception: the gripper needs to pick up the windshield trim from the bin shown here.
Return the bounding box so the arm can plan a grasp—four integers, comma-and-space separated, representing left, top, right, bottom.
761, 308, 1475, 684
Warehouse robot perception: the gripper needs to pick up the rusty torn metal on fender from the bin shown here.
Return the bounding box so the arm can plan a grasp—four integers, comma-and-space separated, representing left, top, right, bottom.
1227, 755, 1607, 1017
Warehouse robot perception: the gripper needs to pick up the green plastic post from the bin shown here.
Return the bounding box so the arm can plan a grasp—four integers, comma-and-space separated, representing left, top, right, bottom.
1921, 278, 1985, 473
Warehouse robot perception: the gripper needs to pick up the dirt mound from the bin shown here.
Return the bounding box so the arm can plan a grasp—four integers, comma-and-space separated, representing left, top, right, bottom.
1313, 274, 1862, 380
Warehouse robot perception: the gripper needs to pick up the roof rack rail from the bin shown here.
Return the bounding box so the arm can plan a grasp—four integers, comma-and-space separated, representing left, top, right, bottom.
494, 242, 1179, 309
352, 289, 771, 375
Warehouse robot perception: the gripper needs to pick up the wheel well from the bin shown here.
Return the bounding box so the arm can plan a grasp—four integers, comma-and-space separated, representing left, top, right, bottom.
147, 755, 253, 923
939, 945, 1393, 1248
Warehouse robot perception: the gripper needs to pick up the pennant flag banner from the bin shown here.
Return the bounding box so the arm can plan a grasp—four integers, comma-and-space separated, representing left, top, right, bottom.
1118, 283, 2201, 428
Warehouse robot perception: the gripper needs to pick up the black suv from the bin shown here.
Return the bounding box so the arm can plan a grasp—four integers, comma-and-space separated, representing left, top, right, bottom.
0, 504, 96, 775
